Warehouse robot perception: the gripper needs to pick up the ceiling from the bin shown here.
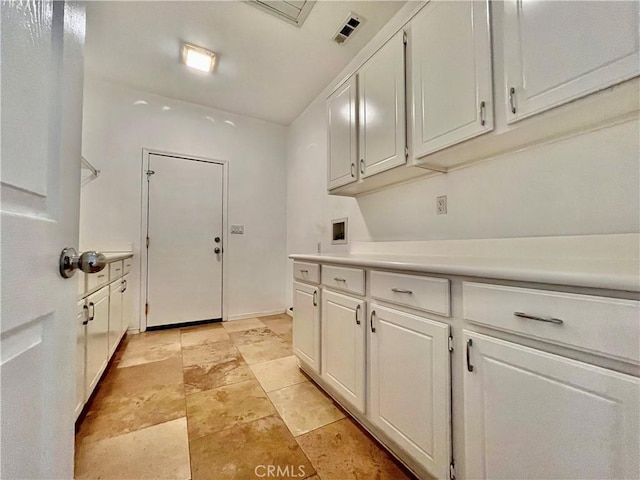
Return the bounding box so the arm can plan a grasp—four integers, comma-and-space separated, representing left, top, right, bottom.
85, 1, 406, 125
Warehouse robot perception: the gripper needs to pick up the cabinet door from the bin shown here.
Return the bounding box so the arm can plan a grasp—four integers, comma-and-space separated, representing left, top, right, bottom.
504, 0, 640, 123
411, 0, 493, 158
369, 304, 451, 479
75, 300, 87, 420
321, 289, 366, 413
327, 75, 358, 190
85, 286, 110, 397
121, 274, 131, 335
293, 282, 320, 374
108, 281, 123, 356
358, 30, 406, 178
463, 331, 640, 479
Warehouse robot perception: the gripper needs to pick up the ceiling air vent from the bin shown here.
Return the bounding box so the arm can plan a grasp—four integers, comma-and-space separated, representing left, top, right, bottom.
249, 1, 316, 27
333, 13, 364, 45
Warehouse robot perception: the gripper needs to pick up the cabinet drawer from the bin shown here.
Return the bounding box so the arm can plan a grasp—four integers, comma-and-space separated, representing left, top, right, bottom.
370, 270, 450, 317
109, 261, 123, 281
123, 257, 133, 275
322, 265, 365, 296
463, 282, 640, 363
293, 262, 320, 284
87, 270, 109, 292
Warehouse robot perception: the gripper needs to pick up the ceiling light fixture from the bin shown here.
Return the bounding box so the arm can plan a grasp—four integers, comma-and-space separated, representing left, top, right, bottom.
181, 43, 217, 73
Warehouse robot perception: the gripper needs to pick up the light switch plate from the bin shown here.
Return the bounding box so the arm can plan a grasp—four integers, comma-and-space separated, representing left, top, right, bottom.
231, 224, 244, 234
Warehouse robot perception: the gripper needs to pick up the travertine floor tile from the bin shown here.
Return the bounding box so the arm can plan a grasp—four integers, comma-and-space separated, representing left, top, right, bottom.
236, 337, 293, 364
268, 382, 345, 437
185, 379, 275, 440
182, 340, 238, 367
258, 313, 290, 322
99, 357, 184, 397
222, 317, 266, 332
250, 355, 307, 392
77, 383, 186, 444
117, 336, 181, 368
229, 327, 282, 347
180, 323, 230, 348
260, 316, 292, 337
184, 355, 254, 394
76, 417, 191, 480
296, 418, 413, 480
189, 415, 315, 480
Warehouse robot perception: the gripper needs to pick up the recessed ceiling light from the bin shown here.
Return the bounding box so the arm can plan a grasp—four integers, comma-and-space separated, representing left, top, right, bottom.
181, 43, 217, 73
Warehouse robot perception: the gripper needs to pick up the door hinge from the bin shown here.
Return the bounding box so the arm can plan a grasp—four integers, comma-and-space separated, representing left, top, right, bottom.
146, 237, 150, 248
145, 303, 149, 316
449, 462, 456, 480
403, 30, 407, 45
404, 145, 409, 159
448, 335, 454, 352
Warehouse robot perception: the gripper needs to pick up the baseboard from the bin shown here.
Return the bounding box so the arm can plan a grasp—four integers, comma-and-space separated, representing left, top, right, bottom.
226, 309, 287, 322
286, 308, 293, 318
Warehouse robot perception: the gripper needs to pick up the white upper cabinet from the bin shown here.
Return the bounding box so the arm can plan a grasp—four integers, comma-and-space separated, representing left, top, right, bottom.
327, 75, 358, 190
411, 0, 493, 158
464, 331, 640, 480
504, 0, 640, 123
358, 30, 406, 178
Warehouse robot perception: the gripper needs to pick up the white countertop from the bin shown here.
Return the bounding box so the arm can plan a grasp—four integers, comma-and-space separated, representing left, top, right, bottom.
290, 235, 640, 293
102, 252, 134, 262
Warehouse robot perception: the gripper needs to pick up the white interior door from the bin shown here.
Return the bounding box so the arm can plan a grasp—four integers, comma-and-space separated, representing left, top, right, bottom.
1, 2, 85, 477
146, 154, 224, 328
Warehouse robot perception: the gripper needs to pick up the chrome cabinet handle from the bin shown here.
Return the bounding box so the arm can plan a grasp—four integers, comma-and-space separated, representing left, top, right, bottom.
509, 87, 516, 114
82, 304, 89, 325
466, 339, 474, 372
350, 163, 356, 178
355, 304, 361, 325
312, 290, 318, 307
370, 310, 376, 333
334, 277, 346, 282
88, 302, 95, 322
514, 312, 563, 325
300, 269, 309, 273
360, 159, 365, 175
479, 100, 486, 126
391, 288, 413, 294
121, 279, 127, 293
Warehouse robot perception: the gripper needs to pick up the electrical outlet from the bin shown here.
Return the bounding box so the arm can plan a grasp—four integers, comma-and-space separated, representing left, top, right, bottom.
230, 224, 244, 234
436, 195, 447, 215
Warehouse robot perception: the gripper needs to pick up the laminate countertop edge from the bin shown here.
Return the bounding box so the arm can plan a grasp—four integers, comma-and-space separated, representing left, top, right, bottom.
289, 253, 640, 293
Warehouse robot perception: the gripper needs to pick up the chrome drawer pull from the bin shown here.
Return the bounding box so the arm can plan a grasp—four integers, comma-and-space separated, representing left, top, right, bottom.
391, 288, 413, 294
514, 312, 563, 325
312, 290, 318, 307
300, 269, 308, 273
334, 277, 346, 282
355, 304, 361, 325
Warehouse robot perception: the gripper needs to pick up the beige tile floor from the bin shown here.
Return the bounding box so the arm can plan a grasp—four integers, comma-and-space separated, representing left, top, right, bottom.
75, 314, 415, 480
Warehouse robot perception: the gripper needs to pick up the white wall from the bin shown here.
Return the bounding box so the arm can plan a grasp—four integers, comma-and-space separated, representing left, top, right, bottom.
285, 0, 640, 307
81, 77, 288, 327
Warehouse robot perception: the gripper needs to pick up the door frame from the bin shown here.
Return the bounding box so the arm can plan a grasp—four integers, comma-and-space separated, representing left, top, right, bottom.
140, 148, 229, 332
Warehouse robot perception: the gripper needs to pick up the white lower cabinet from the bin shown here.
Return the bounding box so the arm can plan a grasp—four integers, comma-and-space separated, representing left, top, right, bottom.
75, 300, 87, 419
321, 289, 366, 413
85, 286, 110, 396
108, 281, 123, 356
121, 274, 131, 335
293, 281, 321, 374
463, 331, 640, 480
369, 304, 451, 479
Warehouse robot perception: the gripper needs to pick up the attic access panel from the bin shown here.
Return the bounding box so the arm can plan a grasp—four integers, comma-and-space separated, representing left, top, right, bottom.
249, 1, 316, 27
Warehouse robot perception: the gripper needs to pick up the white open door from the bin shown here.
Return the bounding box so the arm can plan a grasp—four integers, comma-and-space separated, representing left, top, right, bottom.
1, 2, 85, 478
145, 153, 224, 328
